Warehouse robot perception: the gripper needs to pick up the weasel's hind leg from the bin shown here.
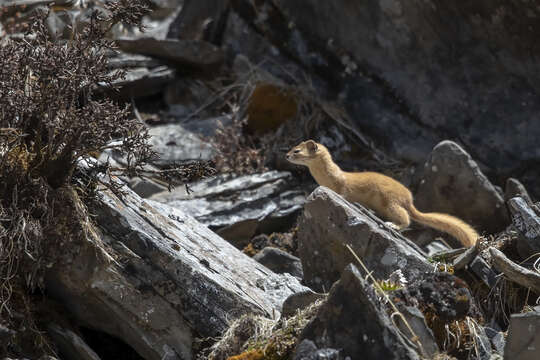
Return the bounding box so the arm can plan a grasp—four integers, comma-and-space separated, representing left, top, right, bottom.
382, 204, 410, 230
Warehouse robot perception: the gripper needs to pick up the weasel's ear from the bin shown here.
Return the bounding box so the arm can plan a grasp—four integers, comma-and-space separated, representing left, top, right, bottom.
306, 140, 318, 153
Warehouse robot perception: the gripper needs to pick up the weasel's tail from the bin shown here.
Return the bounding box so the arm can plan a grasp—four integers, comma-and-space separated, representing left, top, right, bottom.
407, 204, 478, 247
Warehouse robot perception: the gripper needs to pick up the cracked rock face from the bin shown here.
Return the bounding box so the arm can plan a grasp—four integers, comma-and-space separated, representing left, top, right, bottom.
46, 181, 309, 360
297, 186, 431, 292
149, 171, 306, 245
298, 265, 420, 360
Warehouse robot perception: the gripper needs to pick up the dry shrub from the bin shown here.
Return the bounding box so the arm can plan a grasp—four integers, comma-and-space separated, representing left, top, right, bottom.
0, 2, 211, 356
203, 299, 325, 360
208, 60, 395, 176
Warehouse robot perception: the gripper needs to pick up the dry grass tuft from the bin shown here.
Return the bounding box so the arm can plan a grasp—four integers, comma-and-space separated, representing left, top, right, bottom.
204, 299, 325, 360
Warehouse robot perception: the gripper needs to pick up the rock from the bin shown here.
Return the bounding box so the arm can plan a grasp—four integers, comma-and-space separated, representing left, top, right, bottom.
492, 331, 506, 355
453, 244, 479, 271
163, 79, 215, 118
297, 186, 431, 292
489, 247, 540, 294
167, 0, 230, 44
253, 247, 303, 279
470, 256, 498, 288
298, 264, 420, 360
223, 10, 317, 86
46, 184, 309, 360
505, 178, 534, 205
147, 123, 216, 165
281, 291, 325, 318
181, 116, 232, 137
293, 340, 342, 360
424, 240, 450, 256
504, 311, 540, 360
415, 140, 509, 235
394, 306, 439, 358
472, 325, 493, 360
267, 0, 540, 196
149, 171, 305, 246
507, 197, 540, 259
106, 53, 163, 70
116, 37, 224, 70
128, 177, 168, 198
46, 323, 101, 360
108, 66, 175, 99
0, 323, 15, 343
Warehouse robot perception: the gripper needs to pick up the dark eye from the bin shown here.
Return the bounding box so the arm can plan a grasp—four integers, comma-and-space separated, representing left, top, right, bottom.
293, 149, 301, 154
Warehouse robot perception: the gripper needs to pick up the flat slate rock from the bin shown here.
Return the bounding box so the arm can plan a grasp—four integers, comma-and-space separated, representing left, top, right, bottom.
46, 182, 308, 360
116, 37, 224, 69
149, 171, 305, 243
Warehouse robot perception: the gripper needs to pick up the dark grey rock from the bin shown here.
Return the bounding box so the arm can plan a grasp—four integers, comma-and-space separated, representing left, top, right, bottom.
470, 256, 498, 288
46, 323, 101, 360
106, 53, 163, 70
508, 197, 540, 259
149, 171, 305, 245
163, 79, 215, 119
102, 66, 175, 99
415, 141, 509, 235
269, 0, 540, 196
298, 264, 420, 360
167, 0, 230, 44
424, 240, 450, 256
505, 178, 534, 205
46, 183, 309, 360
147, 123, 216, 165
293, 340, 342, 360
182, 116, 232, 137
0, 324, 15, 342
453, 244, 479, 270
128, 178, 168, 198
116, 37, 224, 69
504, 311, 540, 360
394, 306, 439, 358
297, 186, 431, 292
470, 325, 493, 360
281, 290, 325, 318
253, 247, 303, 279
492, 331, 506, 355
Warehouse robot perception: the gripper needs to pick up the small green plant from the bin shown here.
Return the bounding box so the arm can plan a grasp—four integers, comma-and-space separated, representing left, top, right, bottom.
378, 279, 404, 292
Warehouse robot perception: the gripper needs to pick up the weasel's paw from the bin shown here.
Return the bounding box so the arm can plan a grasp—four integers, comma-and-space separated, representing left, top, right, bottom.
384, 222, 401, 231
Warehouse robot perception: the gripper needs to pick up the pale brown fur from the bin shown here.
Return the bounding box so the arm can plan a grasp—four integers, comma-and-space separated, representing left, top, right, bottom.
286, 140, 478, 247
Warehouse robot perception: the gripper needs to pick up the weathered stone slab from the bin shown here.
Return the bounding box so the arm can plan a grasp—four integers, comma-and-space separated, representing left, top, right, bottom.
297, 186, 431, 292
298, 265, 420, 360
46, 182, 308, 360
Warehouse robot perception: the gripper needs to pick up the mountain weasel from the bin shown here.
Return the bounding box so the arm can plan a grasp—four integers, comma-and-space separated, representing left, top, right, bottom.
286, 140, 478, 247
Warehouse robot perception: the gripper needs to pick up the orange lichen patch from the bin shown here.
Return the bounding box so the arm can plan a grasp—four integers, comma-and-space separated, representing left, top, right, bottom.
242, 243, 257, 257
227, 349, 265, 360
246, 83, 297, 134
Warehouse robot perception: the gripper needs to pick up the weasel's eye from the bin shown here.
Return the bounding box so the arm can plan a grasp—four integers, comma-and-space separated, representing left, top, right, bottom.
293, 149, 301, 154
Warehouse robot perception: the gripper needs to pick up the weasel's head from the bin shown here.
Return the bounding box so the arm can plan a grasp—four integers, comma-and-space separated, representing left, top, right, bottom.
286, 140, 327, 167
